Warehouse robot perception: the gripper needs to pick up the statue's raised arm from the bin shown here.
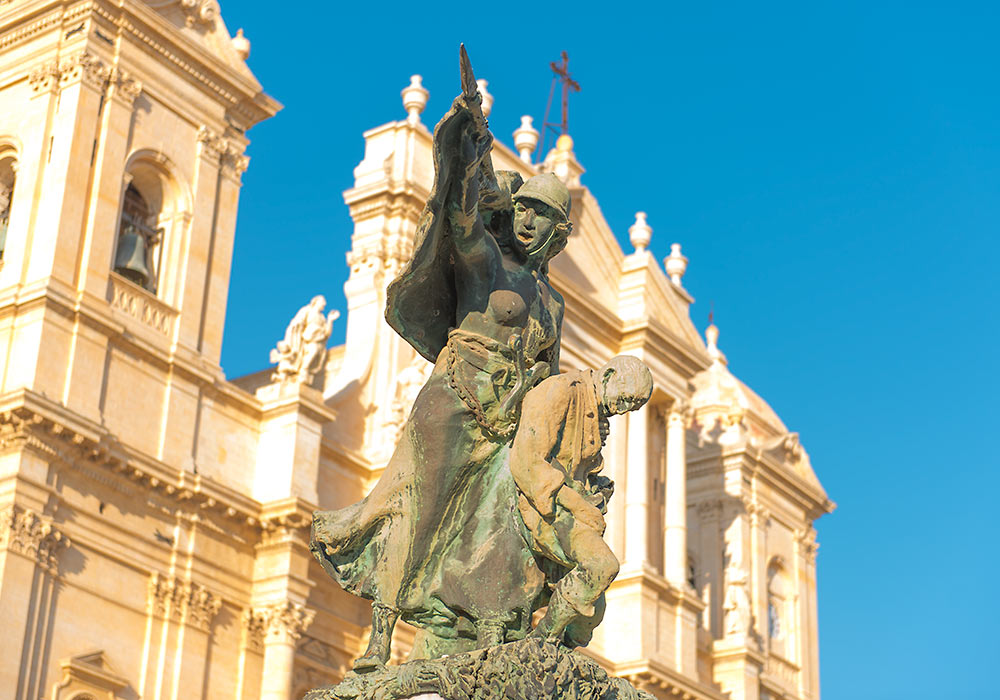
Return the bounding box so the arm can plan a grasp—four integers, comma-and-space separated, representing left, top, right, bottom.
385, 45, 503, 362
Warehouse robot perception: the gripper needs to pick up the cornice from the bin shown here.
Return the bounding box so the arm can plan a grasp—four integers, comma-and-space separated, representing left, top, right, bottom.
613, 659, 728, 700
0, 390, 285, 538
610, 566, 704, 611
0, 1, 280, 127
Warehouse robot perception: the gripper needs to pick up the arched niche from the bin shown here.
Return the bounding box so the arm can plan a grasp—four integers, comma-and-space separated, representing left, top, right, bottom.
766, 556, 794, 658
113, 150, 191, 297
0, 144, 19, 260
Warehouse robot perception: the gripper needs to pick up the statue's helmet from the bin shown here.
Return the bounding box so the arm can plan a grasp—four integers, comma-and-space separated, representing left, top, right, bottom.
512, 173, 571, 221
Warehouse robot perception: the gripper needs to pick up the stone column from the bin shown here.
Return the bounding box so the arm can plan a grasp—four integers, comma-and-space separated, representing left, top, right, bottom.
260, 601, 315, 700
796, 527, 820, 700
623, 405, 650, 569
663, 401, 690, 587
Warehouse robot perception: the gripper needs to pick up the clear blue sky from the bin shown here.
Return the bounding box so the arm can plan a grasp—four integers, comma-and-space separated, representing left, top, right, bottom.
218, 3, 998, 698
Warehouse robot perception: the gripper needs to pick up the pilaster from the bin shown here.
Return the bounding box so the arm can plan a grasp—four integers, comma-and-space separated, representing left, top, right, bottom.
0, 504, 70, 699
663, 400, 691, 588
254, 382, 336, 505
258, 600, 316, 700
623, 404, 651, 571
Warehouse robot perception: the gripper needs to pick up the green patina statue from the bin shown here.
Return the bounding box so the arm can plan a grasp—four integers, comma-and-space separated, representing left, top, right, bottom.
309, 48, 654, 691
311, 47, 572, 668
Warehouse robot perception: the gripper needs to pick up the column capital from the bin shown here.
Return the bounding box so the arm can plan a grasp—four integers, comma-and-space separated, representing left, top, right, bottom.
146, 572, 222, 631
109, 67, 143, 106
58, 51, 111, 92
0, 506, 69, 575
263, 600, 315, 643
795, 527, 819, 561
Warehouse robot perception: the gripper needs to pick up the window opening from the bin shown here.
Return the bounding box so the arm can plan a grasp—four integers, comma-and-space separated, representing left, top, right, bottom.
0, 155, 16, 260
114, 182, 162, 292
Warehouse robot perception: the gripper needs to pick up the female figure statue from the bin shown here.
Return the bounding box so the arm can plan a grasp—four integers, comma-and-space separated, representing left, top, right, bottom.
312, 49, 573, 668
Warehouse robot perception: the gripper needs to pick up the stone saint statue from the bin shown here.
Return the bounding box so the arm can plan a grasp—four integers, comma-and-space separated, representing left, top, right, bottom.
270, 295, 339, 385
511, 356, 652, 647
723, 564, 752, 636
311, 47, 573, 668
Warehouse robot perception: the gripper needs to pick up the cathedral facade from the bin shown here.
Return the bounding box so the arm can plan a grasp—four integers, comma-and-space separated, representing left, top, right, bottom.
0, 3, 833, 700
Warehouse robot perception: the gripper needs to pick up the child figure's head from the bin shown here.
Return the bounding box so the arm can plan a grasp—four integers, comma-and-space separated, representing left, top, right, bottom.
595, 356, 653, 417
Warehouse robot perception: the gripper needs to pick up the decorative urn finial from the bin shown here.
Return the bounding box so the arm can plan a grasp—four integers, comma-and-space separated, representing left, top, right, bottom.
476, 79, 494, 117
665, 243, 688, 285
401, 75, 429, 126
232, 28, 251, 60
706, 321, 727, 365
628, 212, 652, 252
513, 116, 539, 164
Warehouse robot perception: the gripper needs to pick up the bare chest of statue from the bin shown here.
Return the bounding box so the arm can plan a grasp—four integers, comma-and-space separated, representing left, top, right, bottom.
487, 288, 529, 326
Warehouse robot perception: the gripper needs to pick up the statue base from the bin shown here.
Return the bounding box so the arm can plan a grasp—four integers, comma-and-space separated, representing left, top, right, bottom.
305, 638, 653, 700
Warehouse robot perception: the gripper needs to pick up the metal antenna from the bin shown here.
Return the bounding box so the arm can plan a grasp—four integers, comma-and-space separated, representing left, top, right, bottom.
535, 51, 581, 162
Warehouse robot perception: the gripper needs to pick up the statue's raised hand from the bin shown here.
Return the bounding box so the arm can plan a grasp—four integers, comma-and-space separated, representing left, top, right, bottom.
458, 121, 493, 180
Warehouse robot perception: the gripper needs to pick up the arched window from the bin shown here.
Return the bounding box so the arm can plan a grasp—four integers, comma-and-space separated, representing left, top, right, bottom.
113, 153, 188, 297
114, 181, 163, 292
0, 150, 17, 261
767, 559, 792, 658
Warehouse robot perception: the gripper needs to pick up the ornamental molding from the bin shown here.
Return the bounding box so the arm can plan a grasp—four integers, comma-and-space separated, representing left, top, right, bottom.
668, 398, 693, 427
147, 572, 222, 631
245, 601, 316, 647
243, 608, 269, 651
110, 66, 143, 104
0, 403, 266, 535
0, 3, 274, 127
59, 51, 111, 89
109, 273, 177, 335
695, 499, 723, 521
263, 600, 315, 641
197, 125, 249, 177
795, 527, 819, 560
28, 61, 60, 93
0, 506, 69, 575
298, 635, 349, 672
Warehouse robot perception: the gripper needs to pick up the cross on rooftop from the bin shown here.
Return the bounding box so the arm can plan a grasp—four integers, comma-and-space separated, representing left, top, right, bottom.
537, 51, 582, 160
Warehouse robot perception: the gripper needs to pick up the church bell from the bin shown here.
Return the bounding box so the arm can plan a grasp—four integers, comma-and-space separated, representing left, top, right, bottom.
114, 224, 151, 288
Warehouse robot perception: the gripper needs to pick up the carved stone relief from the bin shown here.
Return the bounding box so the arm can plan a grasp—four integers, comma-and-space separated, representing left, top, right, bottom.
0, 506, 69, 575
147, 572, 222, 631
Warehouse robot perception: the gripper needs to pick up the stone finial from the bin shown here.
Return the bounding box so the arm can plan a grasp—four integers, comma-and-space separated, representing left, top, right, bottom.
665, 243, 688, 285
476, 79, 494, 117
706, 322, 728, 365
401, 75, 429, 126
232, 29, 251, 60
628, 212, 652, 252
512, 116, 539, 164
542, 133, 584, 186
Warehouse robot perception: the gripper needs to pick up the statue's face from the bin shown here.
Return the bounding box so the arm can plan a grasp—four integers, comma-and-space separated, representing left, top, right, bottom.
599, 373, 648, 416
512, 197, 561, 258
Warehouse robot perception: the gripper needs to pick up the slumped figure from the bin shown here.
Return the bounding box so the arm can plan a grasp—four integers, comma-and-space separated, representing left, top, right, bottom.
311, 48, 572, 668
511, 356, 653, 645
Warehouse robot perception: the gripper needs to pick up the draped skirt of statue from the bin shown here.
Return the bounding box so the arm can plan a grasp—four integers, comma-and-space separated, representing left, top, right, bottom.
310, 339, 544, 645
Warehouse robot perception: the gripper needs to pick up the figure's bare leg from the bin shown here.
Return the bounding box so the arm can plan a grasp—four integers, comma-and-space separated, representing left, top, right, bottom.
532, 517, 620, 646
529, 588, 579, 643
353, 602, 399, 672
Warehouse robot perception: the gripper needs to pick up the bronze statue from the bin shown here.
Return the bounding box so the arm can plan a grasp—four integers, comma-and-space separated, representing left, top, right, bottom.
511, 356, 652, 646
312, 46, 574, 668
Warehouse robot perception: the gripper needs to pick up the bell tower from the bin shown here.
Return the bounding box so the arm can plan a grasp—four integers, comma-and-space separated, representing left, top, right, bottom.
0, 0, 278, 421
